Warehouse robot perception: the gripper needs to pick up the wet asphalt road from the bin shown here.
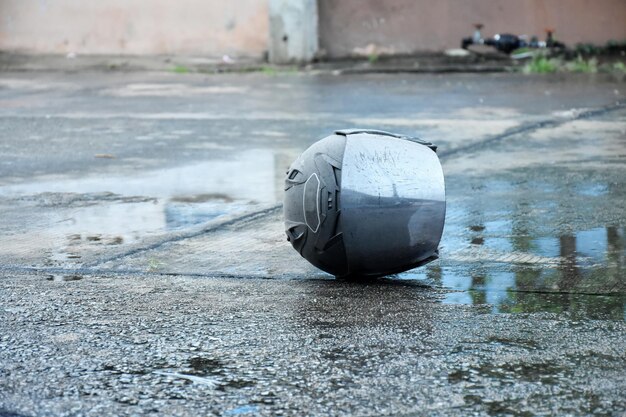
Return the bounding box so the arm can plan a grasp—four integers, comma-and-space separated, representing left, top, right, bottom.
0, 71, 625, 416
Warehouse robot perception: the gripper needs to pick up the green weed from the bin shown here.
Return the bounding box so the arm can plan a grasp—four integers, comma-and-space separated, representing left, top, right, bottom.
259, 65, 297, 75
368, 53, 379, 64
612, 61, 626, 73
564, 55, 598, 73
522, 54, 605, 74
522, 55, 559, 74
146, 258, 164, 272
172, 65, 190, 74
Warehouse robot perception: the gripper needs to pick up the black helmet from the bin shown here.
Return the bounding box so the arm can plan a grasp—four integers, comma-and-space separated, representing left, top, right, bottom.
284, 129, 445, 278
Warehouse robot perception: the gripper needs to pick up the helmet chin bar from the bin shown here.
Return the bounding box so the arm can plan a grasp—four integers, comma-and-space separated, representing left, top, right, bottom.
284, 129, 446, 279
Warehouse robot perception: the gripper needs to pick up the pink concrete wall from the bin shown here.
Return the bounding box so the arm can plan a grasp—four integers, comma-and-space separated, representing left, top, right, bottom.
2, 0, 625, 58
0, 0, 269, 57
318, 0, 626, 57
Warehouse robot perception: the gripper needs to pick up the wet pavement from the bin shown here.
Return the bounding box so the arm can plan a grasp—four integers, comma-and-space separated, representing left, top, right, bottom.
0, 71, 625, 416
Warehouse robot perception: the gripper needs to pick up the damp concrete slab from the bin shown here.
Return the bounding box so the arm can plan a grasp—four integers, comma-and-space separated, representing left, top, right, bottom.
2, 272, 624, 417
0, 71, 625, 416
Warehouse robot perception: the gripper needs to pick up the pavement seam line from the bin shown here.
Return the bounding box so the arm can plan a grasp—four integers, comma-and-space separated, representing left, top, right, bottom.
0, 266, 622, 296
438, 100, 625, 160
0, 265, 326, 282
82, 204, 282, 268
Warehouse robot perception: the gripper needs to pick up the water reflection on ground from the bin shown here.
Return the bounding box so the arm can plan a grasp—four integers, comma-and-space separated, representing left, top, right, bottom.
399, 170, 626, 320
400, 226, 625, 320
0, 148, 296, 265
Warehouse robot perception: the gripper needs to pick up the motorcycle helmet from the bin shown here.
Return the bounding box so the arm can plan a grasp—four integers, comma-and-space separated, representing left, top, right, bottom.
284, 129, 445, 278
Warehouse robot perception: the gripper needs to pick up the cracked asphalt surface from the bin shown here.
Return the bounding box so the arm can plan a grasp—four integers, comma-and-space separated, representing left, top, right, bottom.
0, 71, 625, 416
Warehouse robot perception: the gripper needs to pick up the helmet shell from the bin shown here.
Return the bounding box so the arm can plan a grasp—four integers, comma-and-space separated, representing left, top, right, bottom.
284, 129, 445, 278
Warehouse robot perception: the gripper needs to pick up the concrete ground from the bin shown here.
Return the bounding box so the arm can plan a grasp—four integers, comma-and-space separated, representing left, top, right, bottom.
0, 71, 625, 416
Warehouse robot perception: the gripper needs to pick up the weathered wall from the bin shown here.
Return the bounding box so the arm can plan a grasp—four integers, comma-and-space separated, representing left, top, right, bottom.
0, 0, 269, 57
2, 0, 625, 58
269, 0, 318, 63
318, 0, 626, 57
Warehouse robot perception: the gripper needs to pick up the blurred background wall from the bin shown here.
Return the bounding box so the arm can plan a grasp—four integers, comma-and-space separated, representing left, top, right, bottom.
0, 0, 625, 59
0, 0, 269, 57
318, 0, 626, 58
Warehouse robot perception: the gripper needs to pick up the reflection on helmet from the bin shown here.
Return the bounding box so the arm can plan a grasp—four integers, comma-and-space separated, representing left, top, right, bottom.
284, 129, 446, 278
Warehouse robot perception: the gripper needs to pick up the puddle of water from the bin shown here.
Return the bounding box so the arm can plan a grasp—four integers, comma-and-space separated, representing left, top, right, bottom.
0, 149, 297, 265
165, 199, 254, 229
0, 149, 279, 201
186, 357, 224, 377
398, 172, 626, 319
46, 274, 83, 282
103, 83, 248, 97
576, 182, 609, 197
403, 262, 625, 320
225, 405, 259, 416
412, 223, 626, 319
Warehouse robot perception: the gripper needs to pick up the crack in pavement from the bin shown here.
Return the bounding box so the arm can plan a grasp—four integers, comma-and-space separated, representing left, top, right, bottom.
0, 265, 326, 282
438, 100, 625, 160
83, 204, 282, 268
0, 265, 621, 297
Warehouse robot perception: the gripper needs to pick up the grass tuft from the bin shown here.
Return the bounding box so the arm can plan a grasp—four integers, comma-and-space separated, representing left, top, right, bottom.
172, 65, 190, 74
522, 55, 559, 74
612, 62, 626, 73
564, 55, 598, 73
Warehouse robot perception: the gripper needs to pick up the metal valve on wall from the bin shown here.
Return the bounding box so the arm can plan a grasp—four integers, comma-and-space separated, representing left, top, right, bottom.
283, 129, 446, 278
